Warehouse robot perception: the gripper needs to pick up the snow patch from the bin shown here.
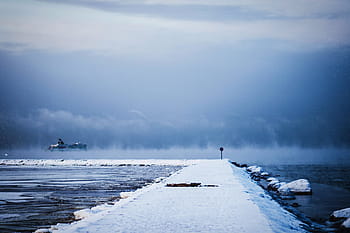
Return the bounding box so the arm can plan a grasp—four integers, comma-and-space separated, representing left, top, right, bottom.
267, 178, 284, 191
266, 177, 278, 182
342, 218, 350, 228
261, 172, 269, 176
247, 165, 263, 174
232, 165, 307, 232
120, 191, 134, 199
331, 207, 350, 219
74, 204, 113, 220
34, 229, 52, 233
278, 179, 312, 194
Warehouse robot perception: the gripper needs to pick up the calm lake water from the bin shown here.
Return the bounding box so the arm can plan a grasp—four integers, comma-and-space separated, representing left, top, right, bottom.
1, 156, 349, 232
0, 165, 182, 233
262, 164, 350, 230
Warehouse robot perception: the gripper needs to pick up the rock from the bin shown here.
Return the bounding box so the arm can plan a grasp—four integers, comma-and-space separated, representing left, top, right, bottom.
278, 179, 312, 195
74, 204, 112, 220
230, 161, 241, 167
280, 195, 296, 200
342, 217, 350, 228
291, 202, 300, 207
277, 182, 294, 196
331, 207, 350, 220
120, 191, 134, 199
34, 229, 51, 233
231, 161, 248, 168
247, 165, 267, 181
267, 177, 278, 182
247, 166, 262, 174
267, 179, 284, 191
272, 183, 284, 191
154, 177, 165, 183
268, 179, 279, 185
74, 209, 93, 220
261, 172, 269, 177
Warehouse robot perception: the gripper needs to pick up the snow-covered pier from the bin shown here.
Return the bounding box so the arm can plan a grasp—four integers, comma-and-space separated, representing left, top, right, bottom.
47, 160, 305, 233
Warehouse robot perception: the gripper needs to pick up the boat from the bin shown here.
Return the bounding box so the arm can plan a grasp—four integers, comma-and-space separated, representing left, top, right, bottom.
48, 139, 87, 151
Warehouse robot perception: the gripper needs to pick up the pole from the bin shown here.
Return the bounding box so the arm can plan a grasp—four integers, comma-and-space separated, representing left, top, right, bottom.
219, 147, 224, 160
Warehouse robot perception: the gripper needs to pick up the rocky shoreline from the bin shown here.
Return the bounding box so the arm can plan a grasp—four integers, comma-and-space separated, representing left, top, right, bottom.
230, 161, 350, 232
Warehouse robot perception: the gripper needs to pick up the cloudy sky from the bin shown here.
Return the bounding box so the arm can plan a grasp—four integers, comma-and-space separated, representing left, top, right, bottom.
0, 0, 349, 150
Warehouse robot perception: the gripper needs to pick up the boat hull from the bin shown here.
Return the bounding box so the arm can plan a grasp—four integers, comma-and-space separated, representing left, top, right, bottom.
48, 143, 87, 151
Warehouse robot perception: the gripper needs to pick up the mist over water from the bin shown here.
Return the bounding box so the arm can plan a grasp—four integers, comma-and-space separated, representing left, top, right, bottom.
1, 147, 349, 165
0, 0, 350, 162
0, 1, 349, 232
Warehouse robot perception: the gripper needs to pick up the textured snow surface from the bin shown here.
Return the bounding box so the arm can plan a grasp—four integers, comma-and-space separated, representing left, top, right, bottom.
332, 207, 350, 218
34, 229, 52, 233
247, 165, 263, 173
49, 160, 305, 233
278, 179, 312, 194
74, 204, 114, 220
342, 217, 350, 228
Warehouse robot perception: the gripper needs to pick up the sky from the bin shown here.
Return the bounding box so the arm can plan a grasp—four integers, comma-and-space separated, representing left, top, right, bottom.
0, 0, 350, 150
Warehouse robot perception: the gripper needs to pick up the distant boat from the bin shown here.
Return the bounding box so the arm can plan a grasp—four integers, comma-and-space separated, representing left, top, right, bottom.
48, 141, 87, 151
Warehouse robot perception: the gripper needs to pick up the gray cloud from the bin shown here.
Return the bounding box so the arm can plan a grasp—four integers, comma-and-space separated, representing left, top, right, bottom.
37, 0, 285, 21
1, 108, 349, 150
0, 1, 349, 153
38, 0, 350, 21
1, 0, 349, 55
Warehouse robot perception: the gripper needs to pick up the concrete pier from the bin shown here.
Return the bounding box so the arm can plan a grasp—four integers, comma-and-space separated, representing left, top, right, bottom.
52, 160, 305, 233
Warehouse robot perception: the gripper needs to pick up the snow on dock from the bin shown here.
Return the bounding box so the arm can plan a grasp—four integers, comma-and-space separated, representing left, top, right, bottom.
48, 160, 305, 233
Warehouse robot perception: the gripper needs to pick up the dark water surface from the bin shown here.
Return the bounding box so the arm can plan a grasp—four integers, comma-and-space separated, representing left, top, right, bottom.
0, 165, 182, 233
262, 164, 350, 229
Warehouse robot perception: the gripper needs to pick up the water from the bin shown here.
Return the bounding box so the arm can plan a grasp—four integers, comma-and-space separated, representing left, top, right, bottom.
261, 164, 350, 229
0, 165, 182, 233
1, 146, 350, 232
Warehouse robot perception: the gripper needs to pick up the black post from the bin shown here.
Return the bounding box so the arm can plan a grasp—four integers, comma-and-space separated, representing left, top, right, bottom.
219, 147, 224, 160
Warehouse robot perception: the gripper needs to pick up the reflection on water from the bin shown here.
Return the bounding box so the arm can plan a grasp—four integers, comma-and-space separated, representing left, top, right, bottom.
0, 165, 182, 233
